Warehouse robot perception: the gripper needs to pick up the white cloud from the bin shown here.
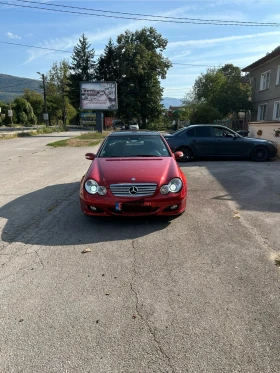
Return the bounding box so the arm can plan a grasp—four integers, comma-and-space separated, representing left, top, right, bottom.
24, 4, 195, 64
6, 32, 21, 40
264, 13, 280, 22
166, 30, 280, 72
168, 31, 280, 49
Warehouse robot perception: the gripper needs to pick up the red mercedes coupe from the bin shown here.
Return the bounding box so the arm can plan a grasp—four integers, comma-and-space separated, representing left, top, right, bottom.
80, 131, 187, 217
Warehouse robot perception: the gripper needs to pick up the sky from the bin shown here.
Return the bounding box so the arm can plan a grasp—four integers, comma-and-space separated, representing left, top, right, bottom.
1, 0, 280, 99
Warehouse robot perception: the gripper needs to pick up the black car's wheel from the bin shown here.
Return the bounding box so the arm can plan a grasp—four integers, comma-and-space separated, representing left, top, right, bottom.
177, 147, 193, 162
250, 146, 269, 162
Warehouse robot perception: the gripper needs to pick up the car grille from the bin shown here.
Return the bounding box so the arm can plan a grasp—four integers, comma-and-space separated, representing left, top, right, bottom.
110, 183, 157, 197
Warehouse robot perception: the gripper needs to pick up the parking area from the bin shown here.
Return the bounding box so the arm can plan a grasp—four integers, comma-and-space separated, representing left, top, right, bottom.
0, 133, 280, 373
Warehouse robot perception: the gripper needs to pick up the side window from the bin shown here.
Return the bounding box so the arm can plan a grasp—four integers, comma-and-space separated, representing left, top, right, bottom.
213, 127, 234, 138
186, 128, 195, 137
195, 127, 212, 137
213, 128, 224, 137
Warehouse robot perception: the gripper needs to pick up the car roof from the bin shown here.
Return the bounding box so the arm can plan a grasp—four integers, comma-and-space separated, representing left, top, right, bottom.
184, 124, 233, 130
109, 131, 160, 136
186, 124, 222, 127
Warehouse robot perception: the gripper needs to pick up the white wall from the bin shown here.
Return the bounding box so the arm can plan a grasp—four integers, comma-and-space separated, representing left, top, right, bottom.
248, 121, 280, 153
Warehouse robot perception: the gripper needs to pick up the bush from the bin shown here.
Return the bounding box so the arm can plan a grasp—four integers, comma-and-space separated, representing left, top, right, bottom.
18, 112, 28, 125
13, 98, 37, 126
189, 103, 222, 124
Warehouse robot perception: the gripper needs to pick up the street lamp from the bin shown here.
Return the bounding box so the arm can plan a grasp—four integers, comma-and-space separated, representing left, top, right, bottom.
37, 72, 50, 126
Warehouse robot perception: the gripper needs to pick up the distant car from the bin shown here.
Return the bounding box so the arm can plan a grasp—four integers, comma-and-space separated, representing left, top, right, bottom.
164, 124, 278, 162
129, 124, 139, 130
80, 131, 187, 217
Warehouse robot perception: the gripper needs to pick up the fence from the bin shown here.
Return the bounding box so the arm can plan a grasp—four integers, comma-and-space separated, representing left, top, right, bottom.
214, 119, 248, 131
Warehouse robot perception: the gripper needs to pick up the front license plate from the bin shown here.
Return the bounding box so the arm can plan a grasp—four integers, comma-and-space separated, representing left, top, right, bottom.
124, 202, 152, 207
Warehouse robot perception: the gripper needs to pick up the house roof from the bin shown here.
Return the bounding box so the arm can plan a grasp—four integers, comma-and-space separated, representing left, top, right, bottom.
168, 106, 184, 111
242, 47, 280, 72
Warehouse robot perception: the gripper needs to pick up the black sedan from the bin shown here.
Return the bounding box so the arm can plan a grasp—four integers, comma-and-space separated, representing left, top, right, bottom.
164, 125, 278, 162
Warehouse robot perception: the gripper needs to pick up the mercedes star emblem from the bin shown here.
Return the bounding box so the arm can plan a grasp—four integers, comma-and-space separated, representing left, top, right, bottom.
129, 186, 138, 195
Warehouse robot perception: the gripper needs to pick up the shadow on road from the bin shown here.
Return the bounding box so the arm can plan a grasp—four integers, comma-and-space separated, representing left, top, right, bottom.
0, 182, 171, 246
180, 158, 280, 213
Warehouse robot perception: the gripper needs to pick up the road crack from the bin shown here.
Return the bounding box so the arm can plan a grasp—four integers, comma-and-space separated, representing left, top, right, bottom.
34, 248, 45, 269
130, 239, 175, 373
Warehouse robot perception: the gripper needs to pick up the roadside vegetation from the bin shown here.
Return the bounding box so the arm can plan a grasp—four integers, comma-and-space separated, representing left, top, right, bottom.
47, 131, 108, 147
0, 126, 65, 140
1, 27, 253, 132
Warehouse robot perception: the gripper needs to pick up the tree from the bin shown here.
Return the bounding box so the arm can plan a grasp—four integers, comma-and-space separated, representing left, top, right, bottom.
68, 34, 95, 109
13, 97, 37, 125
22, 89, 44, 121
192, 63, 251, 117
95, 38, 118, 82
96, 27, 172, 127
188, 103, 222, 124
46, 60, 77, 127
0, 102, 12, 125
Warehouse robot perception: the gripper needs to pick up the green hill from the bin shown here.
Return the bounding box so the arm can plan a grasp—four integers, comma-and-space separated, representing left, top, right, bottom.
0, 74, 42, 103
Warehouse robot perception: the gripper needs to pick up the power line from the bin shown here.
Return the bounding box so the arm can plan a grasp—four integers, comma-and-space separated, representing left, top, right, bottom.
13, 0, 280, 26
0, 40, 72, 53
0, 40, 222, 71
1, 1, 279, 26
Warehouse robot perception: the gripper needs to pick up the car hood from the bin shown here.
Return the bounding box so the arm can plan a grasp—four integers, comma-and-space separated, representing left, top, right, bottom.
242, 137, 271, 144
86, 157, 180, 186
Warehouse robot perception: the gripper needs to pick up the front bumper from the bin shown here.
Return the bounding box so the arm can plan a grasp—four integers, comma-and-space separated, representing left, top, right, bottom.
80, 188, 187, 217
268, 145, 278, 159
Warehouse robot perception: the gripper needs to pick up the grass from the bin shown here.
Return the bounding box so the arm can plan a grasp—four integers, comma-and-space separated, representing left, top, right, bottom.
0, 125, 65, 140
0, 127, 109, 146
47, 131, 109, 147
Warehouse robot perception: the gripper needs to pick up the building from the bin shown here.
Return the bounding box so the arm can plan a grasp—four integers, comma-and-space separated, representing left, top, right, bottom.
242, 47, 280, 153
242, 47, 280, 122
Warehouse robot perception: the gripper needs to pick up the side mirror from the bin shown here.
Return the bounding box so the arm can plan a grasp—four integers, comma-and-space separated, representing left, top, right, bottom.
174, 151, 184, 160
85, 153, 96, 160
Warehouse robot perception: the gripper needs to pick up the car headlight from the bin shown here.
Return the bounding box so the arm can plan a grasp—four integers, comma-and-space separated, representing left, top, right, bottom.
85, 179, 107, 195
160, 178, 182, 194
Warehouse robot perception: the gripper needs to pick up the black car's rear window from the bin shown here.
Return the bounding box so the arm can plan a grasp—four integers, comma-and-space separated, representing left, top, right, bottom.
99, 135, 170, 157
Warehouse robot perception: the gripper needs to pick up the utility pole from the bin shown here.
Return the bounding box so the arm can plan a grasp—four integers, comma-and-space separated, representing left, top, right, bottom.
62, 83, 66, 129
37, 72, 50, 126
9, 103, 13, 126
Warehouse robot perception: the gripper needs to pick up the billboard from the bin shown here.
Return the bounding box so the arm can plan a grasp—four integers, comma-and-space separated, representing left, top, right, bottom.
80, 81, 117, 111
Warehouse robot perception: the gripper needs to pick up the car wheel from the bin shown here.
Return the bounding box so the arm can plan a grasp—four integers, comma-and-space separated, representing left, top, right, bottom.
177, 147, 193, 162
250, 146, 269, 162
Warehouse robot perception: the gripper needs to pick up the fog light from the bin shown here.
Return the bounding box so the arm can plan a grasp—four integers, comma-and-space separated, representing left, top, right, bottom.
170, 205, 178, 210
89, 206, 97, 211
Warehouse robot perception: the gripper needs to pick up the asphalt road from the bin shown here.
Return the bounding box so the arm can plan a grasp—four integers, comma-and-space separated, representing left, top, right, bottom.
0, 132, 280, 373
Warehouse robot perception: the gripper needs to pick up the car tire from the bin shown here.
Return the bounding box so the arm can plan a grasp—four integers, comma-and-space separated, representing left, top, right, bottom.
177, 147, 193, 162
250, 146, 269, 162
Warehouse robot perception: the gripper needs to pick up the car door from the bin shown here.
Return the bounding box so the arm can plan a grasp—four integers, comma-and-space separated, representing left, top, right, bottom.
191, 126, 216, 156
212, 127, 248, 156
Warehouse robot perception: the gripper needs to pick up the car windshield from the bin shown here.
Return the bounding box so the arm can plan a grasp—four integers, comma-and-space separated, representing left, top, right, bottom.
99, 135, 170, 158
